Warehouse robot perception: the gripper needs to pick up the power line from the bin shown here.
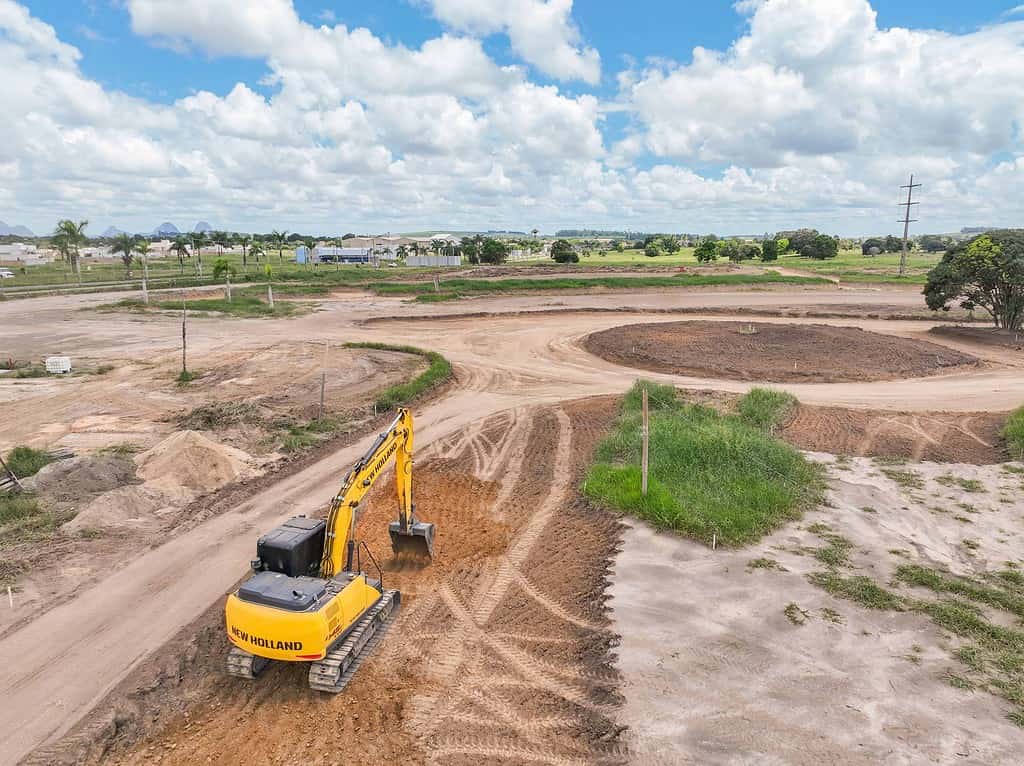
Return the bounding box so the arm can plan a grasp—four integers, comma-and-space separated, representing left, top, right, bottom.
897, 174, 922, 276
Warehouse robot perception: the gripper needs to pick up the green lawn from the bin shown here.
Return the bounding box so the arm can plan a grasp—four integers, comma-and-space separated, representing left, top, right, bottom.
584, 381, 823, 547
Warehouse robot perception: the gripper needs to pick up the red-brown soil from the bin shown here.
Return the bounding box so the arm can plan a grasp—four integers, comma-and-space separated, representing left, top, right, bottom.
779, 405, 1010, 464
29, 400, 625, 766
585, 321, 978, 383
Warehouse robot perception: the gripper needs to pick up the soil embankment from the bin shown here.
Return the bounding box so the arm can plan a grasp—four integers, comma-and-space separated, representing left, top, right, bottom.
585, 320, 978, 383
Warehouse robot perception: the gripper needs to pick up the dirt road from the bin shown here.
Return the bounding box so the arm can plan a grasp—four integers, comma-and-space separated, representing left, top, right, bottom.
2, 284, 1022, 763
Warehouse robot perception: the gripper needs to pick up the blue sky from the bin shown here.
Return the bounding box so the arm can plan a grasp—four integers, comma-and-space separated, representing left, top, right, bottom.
26, 0, 1021, 103
4, 0, 1024, 235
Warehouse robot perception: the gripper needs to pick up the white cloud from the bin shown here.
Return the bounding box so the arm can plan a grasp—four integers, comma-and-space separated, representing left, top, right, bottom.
424, 0, 600, 83
2, 0, 1022, 235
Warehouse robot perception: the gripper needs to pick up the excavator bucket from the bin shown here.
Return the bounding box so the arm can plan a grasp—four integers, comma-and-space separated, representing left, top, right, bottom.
389, 520, 435, 559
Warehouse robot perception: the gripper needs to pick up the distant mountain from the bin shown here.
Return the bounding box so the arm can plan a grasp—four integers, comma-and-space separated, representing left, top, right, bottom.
101, 226, 127, 238
0, 221, 36, 238
153, 222, 180, 236
193, 221, 213, 233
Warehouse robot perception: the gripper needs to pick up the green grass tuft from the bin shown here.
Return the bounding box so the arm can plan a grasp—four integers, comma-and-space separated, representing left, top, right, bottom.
807, 570, 905, 610
3, 446, 54, 479
343, 342, 453, 412
736, 388, 797, 433
584, 380, 823, 547
1004, 407, 1024, 461
897, 565, 1024, 619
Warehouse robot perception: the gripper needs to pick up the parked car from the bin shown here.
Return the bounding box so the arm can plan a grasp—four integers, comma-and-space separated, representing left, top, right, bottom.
0, 269, 16, 279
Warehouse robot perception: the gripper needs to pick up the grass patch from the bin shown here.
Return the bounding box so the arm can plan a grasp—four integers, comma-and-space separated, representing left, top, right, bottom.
807, 570, 905, 610
896, 564, 1024, 620
12, 364, 50, 378
98, 443, 140, 456
583, 380, 823, 547
1005, 406, 1024, 461
176, 369, 201, 384
812, 532, 854, 567
364, 271, 830, 302
880, 467, 924, 490
748, 557, 786, 571
937, 474, 984, 493
0, 493, 41, 524
279, 417, 345, 452
3, 446, 54, 478
178, 401, 263, 430
343, 342, 453, 412
98, 295, 301, 318
736, 388, 796, 433
784, 603, 809, 625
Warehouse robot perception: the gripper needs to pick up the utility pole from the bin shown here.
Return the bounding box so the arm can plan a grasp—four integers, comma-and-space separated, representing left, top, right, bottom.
898, 174, 922, 277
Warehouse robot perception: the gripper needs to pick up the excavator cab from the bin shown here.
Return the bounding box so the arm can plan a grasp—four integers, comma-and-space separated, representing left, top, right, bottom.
389, 515, 435, 558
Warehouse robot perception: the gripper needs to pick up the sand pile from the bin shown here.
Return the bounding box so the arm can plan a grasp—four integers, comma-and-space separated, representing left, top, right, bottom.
65, 485, 172, 532
135, 430, 254, 495
25, 455, 138, 503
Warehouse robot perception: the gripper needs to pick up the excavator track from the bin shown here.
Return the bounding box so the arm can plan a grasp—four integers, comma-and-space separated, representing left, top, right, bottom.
309, 589, 401, 693
226, 646, 271, 680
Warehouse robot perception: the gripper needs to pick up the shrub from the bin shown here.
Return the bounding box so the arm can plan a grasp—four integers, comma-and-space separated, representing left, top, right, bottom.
4, 446, 54, 478
1005, 406, 1024, 460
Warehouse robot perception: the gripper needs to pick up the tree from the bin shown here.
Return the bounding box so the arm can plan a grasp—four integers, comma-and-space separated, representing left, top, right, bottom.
719, 239, 743, 262
212, 258, 236, 280
112, 233, 136, 276
54, 219, 88, 284
461, 235, 483, 265
551, 239, 578, 263
171, 236, 190, 273
237, 233, 252, 268
803, 234, 839, 260
191, 231, 207, 276
777, 229, 819, 254
660, 235, 681, 253
862, 237, 885, 256
270, 230, 289, 261
479, 237, 508, 265
924, 230, 1024, 330
249, 240, 265, 264
775, 237, 789, 254
761, 238, 779, 262
694, 238, 718, 263
342, 233, 356, 240
741, 243, 762, 261
919, 234, 951, 253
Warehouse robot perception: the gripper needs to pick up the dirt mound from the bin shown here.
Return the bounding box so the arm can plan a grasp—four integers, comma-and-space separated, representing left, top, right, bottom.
65, 486, 171, 532
585, 320, 978, 383
779, 405, 1009, 464
25, 455, 138, 503
136, 431, 253, 495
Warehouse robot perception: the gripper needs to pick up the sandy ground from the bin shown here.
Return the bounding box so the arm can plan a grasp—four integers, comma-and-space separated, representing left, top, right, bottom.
611, 456, 1024, 765
584, 320, 977, 383
0, 283, 1022, 764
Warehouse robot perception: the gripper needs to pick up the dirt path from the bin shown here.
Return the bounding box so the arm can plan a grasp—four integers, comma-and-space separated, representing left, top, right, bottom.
3, 285, 1023, 764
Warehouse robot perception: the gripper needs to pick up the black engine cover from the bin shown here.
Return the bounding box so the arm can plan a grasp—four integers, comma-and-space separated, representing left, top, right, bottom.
256, 517, 326, 578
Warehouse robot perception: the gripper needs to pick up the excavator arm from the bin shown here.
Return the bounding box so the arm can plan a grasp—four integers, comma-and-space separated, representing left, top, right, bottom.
319, 408, 433, 578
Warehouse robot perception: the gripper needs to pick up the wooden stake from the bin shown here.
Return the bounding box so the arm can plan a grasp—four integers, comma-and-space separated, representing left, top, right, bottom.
181, 298, 188, 375
641, 387, 649, 496
267, 284, 274, 308
319, 341, 328, 421
7, 586, 12, 609
225, 274, 232, 302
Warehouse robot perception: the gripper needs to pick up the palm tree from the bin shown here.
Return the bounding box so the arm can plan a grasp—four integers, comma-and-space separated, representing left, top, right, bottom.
249, 240, 265, 264
191, 231, 208, 276
112, 233, 135, 276
270, 229, 288, 262
171, 236, 190, 274
133, 239, 150, 278
54, 219, 88, 284
237, 233, 252, 268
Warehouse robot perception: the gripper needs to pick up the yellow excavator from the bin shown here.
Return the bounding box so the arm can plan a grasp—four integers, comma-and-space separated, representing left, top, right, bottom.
224, 408, 434, 692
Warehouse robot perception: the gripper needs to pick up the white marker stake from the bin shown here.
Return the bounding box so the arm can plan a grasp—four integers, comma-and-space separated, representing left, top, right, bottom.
7, 586, 12, 609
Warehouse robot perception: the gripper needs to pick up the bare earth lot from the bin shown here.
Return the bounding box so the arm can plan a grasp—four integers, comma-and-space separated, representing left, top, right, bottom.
1, 282, 1023, 765
584, 320, 979, 383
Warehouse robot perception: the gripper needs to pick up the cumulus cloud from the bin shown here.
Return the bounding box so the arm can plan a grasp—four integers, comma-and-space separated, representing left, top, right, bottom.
2, 0, 1023, 234
424, 0, 601, 83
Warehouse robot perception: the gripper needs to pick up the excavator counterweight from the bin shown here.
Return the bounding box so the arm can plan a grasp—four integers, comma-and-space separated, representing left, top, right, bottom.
224, 407, 432, 693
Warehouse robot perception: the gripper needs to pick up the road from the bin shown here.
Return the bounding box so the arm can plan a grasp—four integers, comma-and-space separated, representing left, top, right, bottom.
0, 284, 1021, 764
